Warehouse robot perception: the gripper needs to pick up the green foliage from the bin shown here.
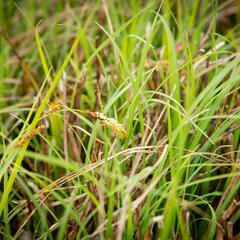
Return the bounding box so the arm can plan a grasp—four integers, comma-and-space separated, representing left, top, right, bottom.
0, 0, 240, 239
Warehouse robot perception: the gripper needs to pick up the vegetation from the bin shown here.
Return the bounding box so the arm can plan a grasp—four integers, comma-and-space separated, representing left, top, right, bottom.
0, 0, 240, 239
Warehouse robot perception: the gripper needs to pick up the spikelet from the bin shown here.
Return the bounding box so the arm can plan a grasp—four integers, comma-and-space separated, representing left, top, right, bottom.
15, 125, 46, 147
42, 100, 64, 118
85, 111, 128, 138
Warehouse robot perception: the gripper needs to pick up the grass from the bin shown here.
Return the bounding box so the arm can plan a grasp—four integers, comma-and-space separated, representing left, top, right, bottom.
0, 0, 240, 239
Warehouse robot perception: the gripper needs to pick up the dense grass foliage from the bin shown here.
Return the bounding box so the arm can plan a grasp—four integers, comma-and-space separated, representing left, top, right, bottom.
0, 0, 240, 239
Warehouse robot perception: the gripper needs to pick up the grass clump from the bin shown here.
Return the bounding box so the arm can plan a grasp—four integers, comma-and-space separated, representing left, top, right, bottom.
0, 0, 240, 239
